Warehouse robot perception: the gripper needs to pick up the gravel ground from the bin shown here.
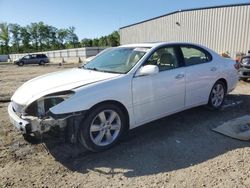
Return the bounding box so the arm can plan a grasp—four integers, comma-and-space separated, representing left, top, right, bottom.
0, 64, 249, 188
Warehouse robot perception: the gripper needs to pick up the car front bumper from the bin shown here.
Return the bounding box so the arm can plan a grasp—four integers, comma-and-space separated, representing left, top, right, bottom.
239, 67, 250, 78
8, 103, 67, 135
8, 103, 30, 134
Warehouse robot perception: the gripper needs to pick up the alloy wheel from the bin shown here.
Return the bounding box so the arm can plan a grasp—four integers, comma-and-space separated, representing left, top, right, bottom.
89, 110, 121, 146
211, 83, 225, 107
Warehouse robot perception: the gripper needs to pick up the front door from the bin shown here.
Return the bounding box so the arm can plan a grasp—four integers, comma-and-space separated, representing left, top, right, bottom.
132, 46, 185, 125
22, 55, 32, 64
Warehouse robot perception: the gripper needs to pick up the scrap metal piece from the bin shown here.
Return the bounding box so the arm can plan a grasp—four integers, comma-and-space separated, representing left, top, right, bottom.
213, 115, 250, 141
221, 99, 242, 110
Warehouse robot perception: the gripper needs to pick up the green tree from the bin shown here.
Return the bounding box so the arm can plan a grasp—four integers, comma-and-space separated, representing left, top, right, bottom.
37, 22, 47, 50
29, 22, 39, 51
9, 23, 21, 53
98, 36, 108, 46
48, 26, 58, 50
66, 26, 79, 48
20, 26, 31, 53
57, 29, 68, 49
108, 31, 120, 46
0, 23, 10, 54
0, 22, 120, 54
81, 38, 93, 47
92, 38, 99, 47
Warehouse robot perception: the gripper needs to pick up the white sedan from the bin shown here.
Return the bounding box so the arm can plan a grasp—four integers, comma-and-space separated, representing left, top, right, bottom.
8, 42, 238, 151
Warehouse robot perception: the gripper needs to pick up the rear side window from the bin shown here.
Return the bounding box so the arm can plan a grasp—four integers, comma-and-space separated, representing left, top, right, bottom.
181, 46, 212, 66
37, 54, 47, 58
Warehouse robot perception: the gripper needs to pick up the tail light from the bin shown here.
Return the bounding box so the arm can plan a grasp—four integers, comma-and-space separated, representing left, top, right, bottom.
234, 62, 240, 70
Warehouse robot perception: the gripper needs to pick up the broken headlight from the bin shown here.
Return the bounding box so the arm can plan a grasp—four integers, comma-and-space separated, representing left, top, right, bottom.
25, 91, 74, 117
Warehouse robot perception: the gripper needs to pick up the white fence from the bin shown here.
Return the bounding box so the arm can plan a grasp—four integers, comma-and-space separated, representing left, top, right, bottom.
9, 47, 107, 63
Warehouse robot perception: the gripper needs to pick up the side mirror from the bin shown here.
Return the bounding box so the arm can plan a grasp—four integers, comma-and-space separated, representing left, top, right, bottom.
136, 65, 159, 77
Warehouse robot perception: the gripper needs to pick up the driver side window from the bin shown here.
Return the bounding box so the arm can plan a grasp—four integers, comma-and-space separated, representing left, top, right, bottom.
145, 47, 179, 71
23, 55, 31, 59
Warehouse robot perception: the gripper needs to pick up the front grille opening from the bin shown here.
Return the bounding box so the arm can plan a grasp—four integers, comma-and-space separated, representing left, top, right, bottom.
25, 102, 38, 116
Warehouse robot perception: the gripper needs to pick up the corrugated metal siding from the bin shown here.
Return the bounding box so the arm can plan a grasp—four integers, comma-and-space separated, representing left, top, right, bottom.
120, 5, 250, 57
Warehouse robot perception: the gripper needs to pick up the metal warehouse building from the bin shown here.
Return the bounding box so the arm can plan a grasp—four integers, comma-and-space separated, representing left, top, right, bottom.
120, 3, 250, 58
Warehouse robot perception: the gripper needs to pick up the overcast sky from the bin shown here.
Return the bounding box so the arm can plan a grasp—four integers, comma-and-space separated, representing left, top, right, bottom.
0, 0, 249, 39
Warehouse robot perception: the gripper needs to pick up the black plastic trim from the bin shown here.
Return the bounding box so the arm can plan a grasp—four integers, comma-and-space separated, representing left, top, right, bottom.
48, 110, 86, 119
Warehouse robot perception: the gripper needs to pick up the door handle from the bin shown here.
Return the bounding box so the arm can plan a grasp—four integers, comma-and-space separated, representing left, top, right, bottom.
210, 67, 217, 72
175, 74, 184, 79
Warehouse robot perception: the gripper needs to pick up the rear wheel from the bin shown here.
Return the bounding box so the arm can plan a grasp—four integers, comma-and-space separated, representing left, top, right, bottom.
39, 60, 45, 65
78, 104, 126, 152
208, 81, 226, 109
18, 61, 24, 66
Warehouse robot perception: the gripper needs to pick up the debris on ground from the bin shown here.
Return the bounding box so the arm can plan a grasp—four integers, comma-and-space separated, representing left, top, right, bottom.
221, 99, 243, 110
212, 115, 250, 141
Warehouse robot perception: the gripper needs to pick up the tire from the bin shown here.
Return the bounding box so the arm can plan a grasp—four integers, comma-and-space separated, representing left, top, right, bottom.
78, 104, 127, 152
23, 133, 41, 144
18, 61, 24, 66
208, 81, 226, 109
39, 60, 45, 65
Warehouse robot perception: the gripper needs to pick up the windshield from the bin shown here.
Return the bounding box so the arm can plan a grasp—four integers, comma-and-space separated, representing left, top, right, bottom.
84, 47, 149, 74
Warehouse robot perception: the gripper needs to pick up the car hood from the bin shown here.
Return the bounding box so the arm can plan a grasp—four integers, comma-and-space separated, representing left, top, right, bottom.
12, 68, 121, 106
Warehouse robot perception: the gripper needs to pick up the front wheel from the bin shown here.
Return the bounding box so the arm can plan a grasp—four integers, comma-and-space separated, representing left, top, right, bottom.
39, 60, 45, 65
18, 61, 24, 66
78, 104, 126, 152
208, 81, 226, 109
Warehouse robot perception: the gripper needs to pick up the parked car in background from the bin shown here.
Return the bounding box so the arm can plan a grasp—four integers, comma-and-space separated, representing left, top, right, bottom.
14, 54, 49, 66
238, 51, 250, 81
8, 42, 238, 152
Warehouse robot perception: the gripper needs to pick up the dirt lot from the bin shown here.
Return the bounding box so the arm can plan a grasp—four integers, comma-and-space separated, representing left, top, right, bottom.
0, 64, 249, 187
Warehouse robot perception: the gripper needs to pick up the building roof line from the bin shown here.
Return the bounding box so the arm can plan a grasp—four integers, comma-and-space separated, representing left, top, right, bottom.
120, 3, 250, 29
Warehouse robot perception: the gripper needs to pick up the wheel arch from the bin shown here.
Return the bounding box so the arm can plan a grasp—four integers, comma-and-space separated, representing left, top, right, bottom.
216, 78, 228, 93
207, 78, 228, 103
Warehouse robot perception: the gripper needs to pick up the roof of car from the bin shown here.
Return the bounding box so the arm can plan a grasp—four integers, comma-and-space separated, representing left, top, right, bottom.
120, 42, 163, 48
120, 42, 205, 48
119, 42, 217, 56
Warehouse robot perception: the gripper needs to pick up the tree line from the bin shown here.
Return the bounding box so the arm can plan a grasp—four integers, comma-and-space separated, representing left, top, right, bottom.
0, 22, 120, 54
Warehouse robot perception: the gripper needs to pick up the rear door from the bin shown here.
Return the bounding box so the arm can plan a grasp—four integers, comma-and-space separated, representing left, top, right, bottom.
30, 55, 37, 64
132, 45, 186, 125
179, 45, 219, 107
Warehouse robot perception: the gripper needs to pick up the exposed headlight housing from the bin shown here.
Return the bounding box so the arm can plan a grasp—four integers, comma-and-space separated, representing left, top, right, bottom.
25, 91, 74, 117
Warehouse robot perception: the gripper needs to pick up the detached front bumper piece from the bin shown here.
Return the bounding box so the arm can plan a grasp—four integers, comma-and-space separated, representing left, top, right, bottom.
8, 103, 67, 134
8, 103, 30, 134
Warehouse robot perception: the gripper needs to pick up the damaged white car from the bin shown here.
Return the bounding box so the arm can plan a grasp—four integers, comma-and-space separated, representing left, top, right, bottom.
8, 42, 238, 151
